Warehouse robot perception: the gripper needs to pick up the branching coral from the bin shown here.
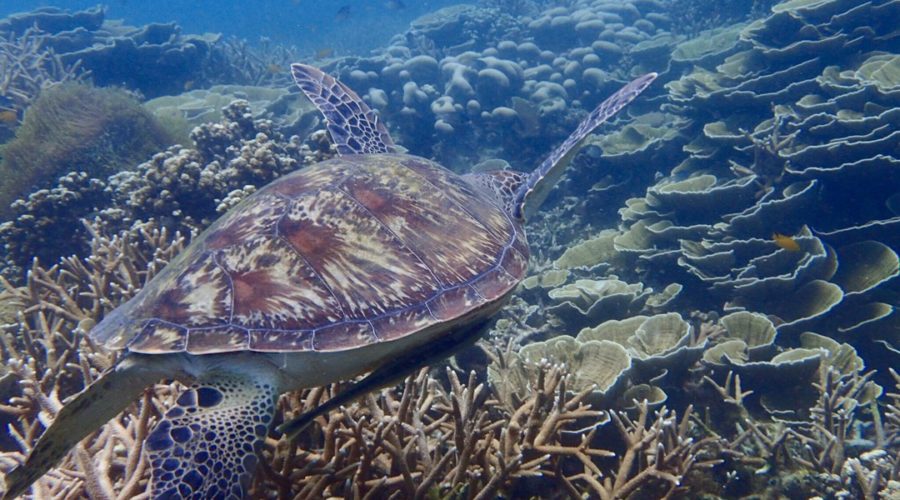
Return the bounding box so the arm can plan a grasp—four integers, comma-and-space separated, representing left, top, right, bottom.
730, 110, 798, 196
570, 402, 721, 499
0, 223, 724, 497
263, 362, 722, 499
0, 99, 319, 284
213, 37, 299, 87
0, 27, 88, 129
795, 367, 877, 475
698, 364, 897, 498
105, 100, 315, 234
887, 369, 900, 450
0, 172, 106, 281
0, 222, 185, 498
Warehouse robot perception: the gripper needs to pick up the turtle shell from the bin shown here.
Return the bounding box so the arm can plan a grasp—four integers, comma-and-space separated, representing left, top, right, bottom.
92, 153, 530, 354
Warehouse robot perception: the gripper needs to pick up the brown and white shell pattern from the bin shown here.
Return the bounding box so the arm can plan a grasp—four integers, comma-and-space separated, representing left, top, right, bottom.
94, 153, 529, 354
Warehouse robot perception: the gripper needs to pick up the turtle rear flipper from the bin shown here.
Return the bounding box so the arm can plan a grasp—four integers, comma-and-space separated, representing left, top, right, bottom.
3, 356, 166, 500
146, 370, 278, 499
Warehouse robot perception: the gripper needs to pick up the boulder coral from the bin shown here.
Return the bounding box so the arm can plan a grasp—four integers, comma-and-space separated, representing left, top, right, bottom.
324, 0, 677, 171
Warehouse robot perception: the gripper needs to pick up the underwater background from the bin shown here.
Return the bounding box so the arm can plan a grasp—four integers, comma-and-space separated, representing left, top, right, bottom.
0, 0, 898, 498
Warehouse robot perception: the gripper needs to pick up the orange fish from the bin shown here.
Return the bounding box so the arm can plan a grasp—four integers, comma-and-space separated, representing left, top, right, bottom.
0, 109, 17, 124
267, 63, 283, 74
315, 47, 334, 59
772, 233, 801, 252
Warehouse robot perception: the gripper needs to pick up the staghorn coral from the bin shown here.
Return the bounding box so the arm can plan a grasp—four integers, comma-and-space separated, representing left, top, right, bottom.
700, 364, 898, 498
213, 36, 300, 88
0, 27, 87, 139
0, 222, 184, 498
1, 6, 223, 99
0, 221, 726, 498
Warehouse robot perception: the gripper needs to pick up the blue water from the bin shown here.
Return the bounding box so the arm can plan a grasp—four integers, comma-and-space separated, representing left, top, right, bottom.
0, 0, 460, 55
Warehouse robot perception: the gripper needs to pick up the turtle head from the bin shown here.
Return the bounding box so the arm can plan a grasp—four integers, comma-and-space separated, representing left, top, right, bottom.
512, 72, 658, 221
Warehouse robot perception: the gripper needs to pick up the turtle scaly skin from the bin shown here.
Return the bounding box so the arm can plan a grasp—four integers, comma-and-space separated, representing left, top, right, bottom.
2, 64, 656, 499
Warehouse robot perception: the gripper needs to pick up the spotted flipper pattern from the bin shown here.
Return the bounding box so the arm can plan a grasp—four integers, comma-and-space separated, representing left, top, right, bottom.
513, 72, 658, 220
146, 373, 278, 499
291, 63, 396, 155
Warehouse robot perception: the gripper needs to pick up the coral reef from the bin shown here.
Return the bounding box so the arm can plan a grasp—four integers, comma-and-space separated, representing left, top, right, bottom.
0, 224, 722, 497
0, 6, 224, 99
0, 0, 897, 497
0, 100, 317, 283
0, 83, 172, 217
0, 27, 87, 141
1, 225, 897, 497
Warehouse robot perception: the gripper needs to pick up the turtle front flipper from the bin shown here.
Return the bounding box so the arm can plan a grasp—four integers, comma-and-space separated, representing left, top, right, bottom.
146, 370, 278, 499
291, 63, 397, 155
513, 72, 658, 220
3, 355, 168, 500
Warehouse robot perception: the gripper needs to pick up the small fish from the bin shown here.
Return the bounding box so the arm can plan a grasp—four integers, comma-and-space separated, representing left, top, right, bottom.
183, 80, 195, 90
335, 5, 351, 21
267, 63, 283, 74
386, 0, 406, 9
772, 233, 801, 252
315, 47, 334, 59
0, 109, 17, 124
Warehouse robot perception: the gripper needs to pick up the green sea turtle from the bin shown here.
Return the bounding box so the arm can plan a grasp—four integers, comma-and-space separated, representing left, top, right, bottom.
3, 64, 655, 499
